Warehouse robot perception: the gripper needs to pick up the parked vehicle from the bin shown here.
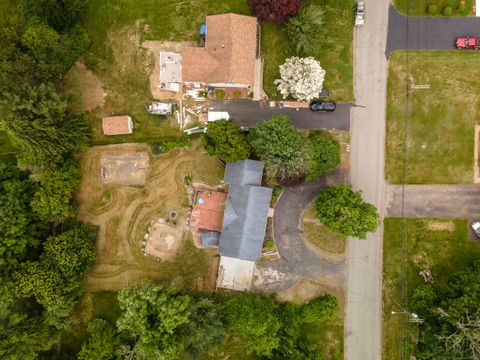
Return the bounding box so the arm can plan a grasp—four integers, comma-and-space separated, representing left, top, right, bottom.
455, 36, 480, 49
471, 221, 480, 238
309, 101, 336, 112
355, 2, 365, 26
146, 102, 174, 115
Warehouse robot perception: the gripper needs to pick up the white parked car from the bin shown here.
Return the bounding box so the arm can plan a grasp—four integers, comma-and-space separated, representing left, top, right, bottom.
355, 2, 365, 26
471, 221, 480, 238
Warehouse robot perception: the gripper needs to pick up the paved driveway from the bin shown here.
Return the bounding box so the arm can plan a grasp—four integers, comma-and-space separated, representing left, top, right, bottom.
387, 5, 480, 55
386, 184, 480, 219
254, 170, 347, 293
210, 100, 351, 131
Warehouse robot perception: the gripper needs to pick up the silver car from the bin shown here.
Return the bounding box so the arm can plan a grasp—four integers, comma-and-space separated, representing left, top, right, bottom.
355, 2, 365, 26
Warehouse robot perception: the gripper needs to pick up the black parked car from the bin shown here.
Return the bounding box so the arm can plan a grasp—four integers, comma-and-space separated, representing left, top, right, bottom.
309, 101, 336, 112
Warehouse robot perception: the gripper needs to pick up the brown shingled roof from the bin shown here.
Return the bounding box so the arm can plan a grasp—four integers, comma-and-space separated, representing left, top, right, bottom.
181, 13, 258, 86
102, 116, 133, 135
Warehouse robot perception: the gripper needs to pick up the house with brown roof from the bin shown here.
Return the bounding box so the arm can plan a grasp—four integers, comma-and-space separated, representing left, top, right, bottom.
102, 115, 133, 136
181, 13, 260, 94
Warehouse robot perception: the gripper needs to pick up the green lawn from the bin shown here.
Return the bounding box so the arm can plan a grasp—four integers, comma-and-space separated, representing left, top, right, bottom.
302, 203, 345, 254
393, 0, 474, 16
262, 0, 354, 101
382, 218, 480, 359
386, 51, 480, 184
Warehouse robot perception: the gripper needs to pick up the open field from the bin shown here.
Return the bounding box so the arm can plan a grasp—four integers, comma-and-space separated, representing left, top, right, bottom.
302, 203, 346, 255
382, 218, 480, 359
262, 0, 354, 102
76, 141, 225, 291
386, 51, 480, 184
393, 0, 474, 16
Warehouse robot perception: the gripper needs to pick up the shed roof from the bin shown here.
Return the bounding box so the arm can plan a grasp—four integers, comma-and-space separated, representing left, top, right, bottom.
200, 231, 220, 247
219, 184, 272, 261
181, 13, 258, 85
224, 160, 263, 186
102, 116, 133, 135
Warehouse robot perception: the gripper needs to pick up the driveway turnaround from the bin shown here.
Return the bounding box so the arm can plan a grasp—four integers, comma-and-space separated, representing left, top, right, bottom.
386, 184, 480, 219
254, 170, 347, 293
387, 5, 480, 55
346, 0, 390, 359
210, 100, 351, 131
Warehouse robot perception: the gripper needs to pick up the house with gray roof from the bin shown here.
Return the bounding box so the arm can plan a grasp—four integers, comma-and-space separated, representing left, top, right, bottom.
216, 160, 272, 291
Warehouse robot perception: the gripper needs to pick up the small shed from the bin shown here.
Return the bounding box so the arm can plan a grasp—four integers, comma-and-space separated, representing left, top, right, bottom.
102, 115, 133, 135
208, 111, 230, 122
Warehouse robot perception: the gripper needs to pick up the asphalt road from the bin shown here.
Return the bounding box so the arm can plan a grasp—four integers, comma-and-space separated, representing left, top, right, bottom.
254, 170, 347, 293
386, 184, 480, 219
210, 100, 351, 131
346, 0, 390, 359
387, 5, 480, 54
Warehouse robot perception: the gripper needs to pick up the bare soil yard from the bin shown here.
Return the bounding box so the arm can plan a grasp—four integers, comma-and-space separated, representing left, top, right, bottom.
76, 142, 225, 291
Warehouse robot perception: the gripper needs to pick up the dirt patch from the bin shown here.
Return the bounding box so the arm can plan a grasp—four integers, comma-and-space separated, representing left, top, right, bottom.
142, 40, 196, 100
145, 219, 183, 261
427, 221, 455, 232
67, 62, 107, 111
101, 152, 149, 185
76, 142, 225, 291
277, 278, 343, 304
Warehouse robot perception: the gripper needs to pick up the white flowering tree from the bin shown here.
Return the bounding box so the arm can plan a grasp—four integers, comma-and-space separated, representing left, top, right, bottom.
274, 56, 326, 102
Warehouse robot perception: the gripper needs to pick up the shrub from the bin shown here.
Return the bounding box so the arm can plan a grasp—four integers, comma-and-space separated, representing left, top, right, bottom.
427, 4, 438, 15
286, 1, 324, 55
248, 0, 302, 24
443, 6, 453, 16
214, 90, 225, 100
233, 90, 242, 99
300, 294, 338, 324
202, 119, 251, 162
458, 4, 466, 12
264, 240, 276, 250
305, 133, 340, 180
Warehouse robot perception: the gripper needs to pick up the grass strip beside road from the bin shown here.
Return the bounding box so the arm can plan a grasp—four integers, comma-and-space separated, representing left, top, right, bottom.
393, 0, 474, 16
386, 51, 480, 184
382, 217, 480, 359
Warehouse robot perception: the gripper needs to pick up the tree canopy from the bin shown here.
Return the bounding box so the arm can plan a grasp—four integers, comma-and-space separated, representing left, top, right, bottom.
305, 133, 340, 180
20, 0, 87, 31
409, 261, 480, 359
226, 293, 281, 357
117, 284, 191, 360
202, 120, 251, 163
287, 1, 324, 55
274, 57, 326, 102
315, 184, 379, 239
0, 163, 46, 274
31, 162, 81, 222
77, 319, 120, 360
249, 115, 308, 182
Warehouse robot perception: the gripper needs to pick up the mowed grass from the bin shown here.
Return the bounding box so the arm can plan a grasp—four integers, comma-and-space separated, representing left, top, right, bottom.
302, 203, 345, 254
382, 218, 480, 359
386, 51, 480, 184
393, 0, 474, 16
262, 0, 354, 101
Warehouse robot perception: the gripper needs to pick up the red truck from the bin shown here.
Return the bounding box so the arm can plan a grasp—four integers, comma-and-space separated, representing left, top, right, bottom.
456, 36, 480, 49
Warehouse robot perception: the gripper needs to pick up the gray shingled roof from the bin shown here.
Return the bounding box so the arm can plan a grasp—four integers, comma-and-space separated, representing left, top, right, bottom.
219, 184, 272, 261
224, 160, 264, 186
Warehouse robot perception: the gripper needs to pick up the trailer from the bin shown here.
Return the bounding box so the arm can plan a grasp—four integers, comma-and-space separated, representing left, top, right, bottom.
146, 102, 174, 115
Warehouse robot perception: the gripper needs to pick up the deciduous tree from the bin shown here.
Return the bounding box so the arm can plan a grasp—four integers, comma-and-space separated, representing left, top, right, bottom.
300, 294, 338, 324
287, 2, 324, 55
305, 133, 340, 180
78, 319, 121, 360
248, 115, 308, 182
315, 185, 379, 239
226, 293, 281, 357
117, 284, 191, 360
20, 0, 87, 31
31, 162, 81, 222
202, 120, 251, 162
274, 57, 325, 102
